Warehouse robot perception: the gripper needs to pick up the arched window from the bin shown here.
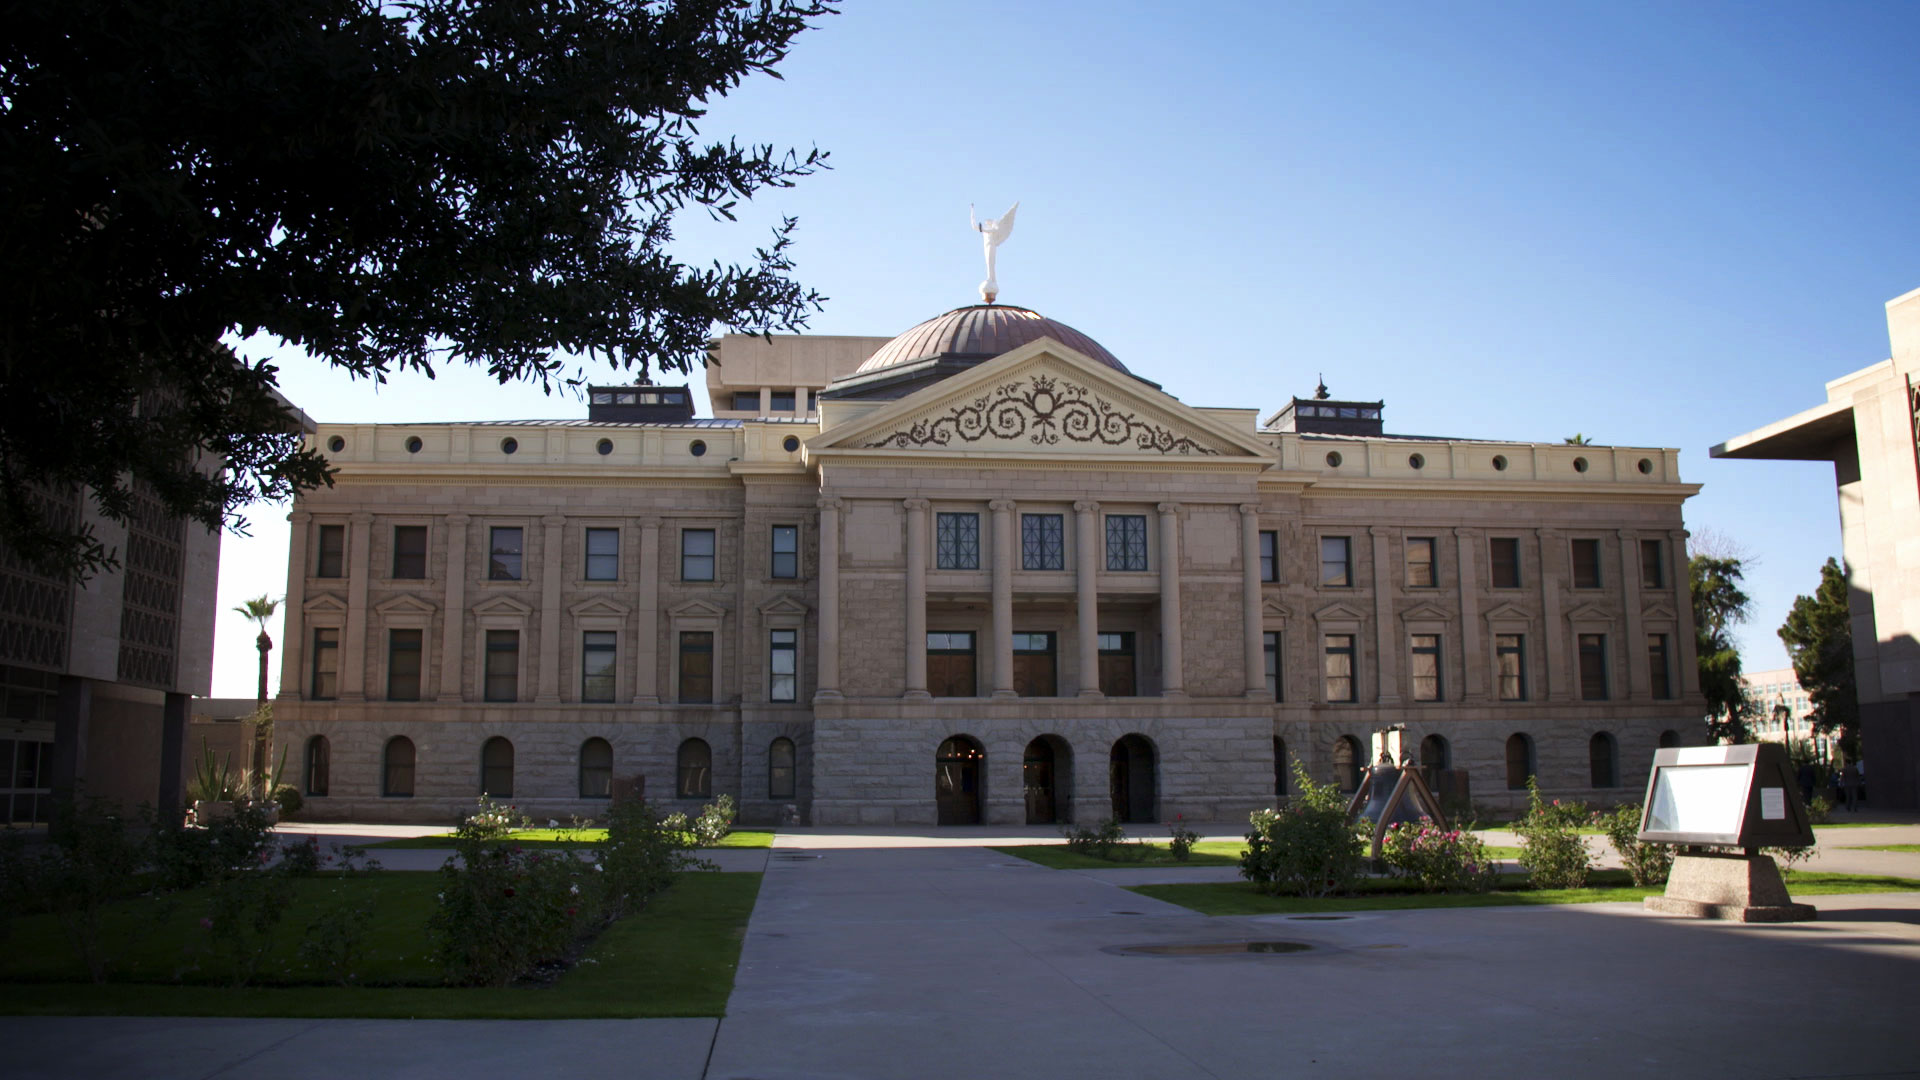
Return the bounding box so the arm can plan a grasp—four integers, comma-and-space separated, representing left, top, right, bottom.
579, 737, 613, 799
678, 738, 712, 798
1505, 733, 1535, 790
1420, 734, 1451, 772
1589, 732, 1619, 788
382, 736, 414, 798
1332, 735, 1362, 793
768, 737, 796, 800
1658, 729, 1682, 749
305, 735, 330, 797
1109, 734, 1158, 823
1273, 736, 1288, 797
481, 736, 514, 797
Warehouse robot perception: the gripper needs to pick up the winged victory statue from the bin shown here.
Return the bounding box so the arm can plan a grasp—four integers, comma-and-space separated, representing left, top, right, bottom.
970, 201, 1018, 304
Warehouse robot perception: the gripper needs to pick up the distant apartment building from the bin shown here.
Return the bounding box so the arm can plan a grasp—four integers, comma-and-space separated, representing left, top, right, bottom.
1740, 666, 1832, 761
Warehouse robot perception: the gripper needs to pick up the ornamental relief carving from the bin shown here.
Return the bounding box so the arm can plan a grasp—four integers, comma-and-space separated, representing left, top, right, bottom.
862, 374, 1218, 455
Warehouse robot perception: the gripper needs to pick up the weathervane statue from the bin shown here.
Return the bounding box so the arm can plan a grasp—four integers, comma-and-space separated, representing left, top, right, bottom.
970, 201, 1018, 304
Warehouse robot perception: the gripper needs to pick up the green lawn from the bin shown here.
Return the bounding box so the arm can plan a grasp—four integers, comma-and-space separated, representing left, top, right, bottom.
996, 841, 1523, 871
1129, 870, 1920, 916
364, 828, 774, 851
0, 870, 759, 1018
1840, 843, 1920, 853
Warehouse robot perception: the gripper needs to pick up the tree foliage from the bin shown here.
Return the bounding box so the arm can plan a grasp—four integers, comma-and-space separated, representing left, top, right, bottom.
1690, 553, 1755, 743
1778, 557, 1858, 747
1, 0, 834, 580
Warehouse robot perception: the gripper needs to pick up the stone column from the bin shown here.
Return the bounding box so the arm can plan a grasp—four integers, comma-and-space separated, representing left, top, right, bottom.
1240, 504, 1267, 697
794, 387, 810, 416
1619, 529, 1648, 698
1454, 527, 1484, 701
536, 515, 565, 702
634, 519, 661, 703
815, 498, 843, 699
340, 512, 373, 701
1370, 526, 1400, 704
1671, 529, 1700, 695
1075, 500, 1103, 698
904, 499, 930, 699
281, 511, 311, 699
759, 387, 772, 414
990, 499, 1017, 698
438, 513, 469, 702
1158, 502, 1184, 697
1540, 529, 1570, 701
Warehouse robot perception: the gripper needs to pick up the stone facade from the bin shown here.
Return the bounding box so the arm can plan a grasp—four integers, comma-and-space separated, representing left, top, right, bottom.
276, 305, 1709, 825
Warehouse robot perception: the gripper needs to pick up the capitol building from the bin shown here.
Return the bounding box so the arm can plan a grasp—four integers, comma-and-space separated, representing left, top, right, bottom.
273, 295, 1707, 825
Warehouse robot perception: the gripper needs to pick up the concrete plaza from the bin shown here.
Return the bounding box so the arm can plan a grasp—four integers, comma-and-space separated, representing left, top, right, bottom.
5, 822, 1919, 1079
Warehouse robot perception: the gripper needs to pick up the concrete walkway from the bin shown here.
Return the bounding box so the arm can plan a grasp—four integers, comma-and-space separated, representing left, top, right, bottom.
6, 823, 1920, 1079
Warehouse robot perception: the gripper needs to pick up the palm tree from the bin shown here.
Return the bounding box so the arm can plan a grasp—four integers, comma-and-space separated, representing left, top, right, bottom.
233, 595, 279, 800
1563, 433, 1592, 445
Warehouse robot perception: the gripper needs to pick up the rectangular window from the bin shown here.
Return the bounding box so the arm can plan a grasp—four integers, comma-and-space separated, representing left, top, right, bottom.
1098, 632, 1136, 697
1260, 531, 1278, 583
1579, 633, 1609, 701
1406, 537, 1437, 588
1571, 539, 1603, 589
928, 631, 977, 697
1496, 634, 1527, 701
769, 629, 797, 703
392, 526, 428, 579
1640, 539, 1665, 590
1410, 634, 1442, 702
936, 512, 981, 570
771, 525, 799, 579
1323, 634, 1356, 703
485, 630, 519, 702
1648, 633, 1673, 700
1490, 537, 1521, 589
1320, 536, 1352, 587
682, 528, 715, 581
315, 524, 345, 578
769, 390, 796, 412
1021, 514, 1064, 571
581, 631, 616, 703
585, 528, 619, 581
1264, 631, 1282, 701
1012, 631, 1056, 697
311, 628, 339, 700
488, 526, 523, 580
678, 631, 713, 703
731, 391, 760, 411
1105, 514, 1148, 571
386, 629, 422, 701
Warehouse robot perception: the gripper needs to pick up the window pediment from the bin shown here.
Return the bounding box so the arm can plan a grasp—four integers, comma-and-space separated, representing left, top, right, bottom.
669, 598, 727, 619
1642, 601, 1678, 622
472, 594, 534, 617
1398, 601, 1452, 623
1314, 601, 1367, 623
1564, 601, 1613, 624
1483, 601, 1532, 624
760, 595, 811, 617
1262, 598, 1293, 619
568, 596, 631, 619
373, 594, 437, 617
303, 593, 347, 615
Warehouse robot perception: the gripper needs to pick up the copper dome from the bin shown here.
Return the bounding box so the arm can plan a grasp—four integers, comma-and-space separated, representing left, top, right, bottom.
855, 304, 1126, 375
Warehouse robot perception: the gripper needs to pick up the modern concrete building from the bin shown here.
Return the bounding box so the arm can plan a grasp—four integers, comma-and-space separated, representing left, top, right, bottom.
1714, 285, 1920, 808
1741, 666, 1833, 761
274, 300, 1709, 825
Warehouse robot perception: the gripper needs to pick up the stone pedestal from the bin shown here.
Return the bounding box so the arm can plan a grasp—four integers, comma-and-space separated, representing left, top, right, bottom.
1644, 853, 1817, 922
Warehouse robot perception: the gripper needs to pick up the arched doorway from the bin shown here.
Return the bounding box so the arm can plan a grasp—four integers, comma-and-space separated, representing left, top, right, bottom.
1023, 736, 1071, 825
1109, 734, 1157, 823
1333, 735, 1362, 793
936, 736, 984, 825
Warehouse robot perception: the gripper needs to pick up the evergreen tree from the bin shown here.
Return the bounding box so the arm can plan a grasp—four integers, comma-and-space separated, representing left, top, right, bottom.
1690, 554, 1756, 743
1779, 557, 1858, 753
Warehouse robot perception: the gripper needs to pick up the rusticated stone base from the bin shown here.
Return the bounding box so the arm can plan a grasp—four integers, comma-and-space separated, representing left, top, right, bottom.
1644, 853, 1817, 922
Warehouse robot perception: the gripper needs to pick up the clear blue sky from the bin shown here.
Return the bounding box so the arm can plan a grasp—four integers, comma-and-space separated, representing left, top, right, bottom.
215, 1, 1920, 696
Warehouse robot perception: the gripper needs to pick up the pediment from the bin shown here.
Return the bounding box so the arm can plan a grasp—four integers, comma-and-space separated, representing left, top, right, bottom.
1483, 601, 1533, 624
1262, 598, 1293, 619
303, 593, 347, 615
1565, 601, 1614, 624
1642, 601, 1678, 622
472, 594, 534, 617
811, 340, 1278, 463
669, 598, 727, 619
373, 593, 437, 616
569, 596, 631, 618
760, 594, 811, 617
1313, 601, 1368, 623
1398, 601, 1452, 623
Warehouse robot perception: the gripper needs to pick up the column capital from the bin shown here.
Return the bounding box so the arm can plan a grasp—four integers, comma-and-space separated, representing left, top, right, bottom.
1073, 500, 1100, 514
1616, 527, 1640, 541
1239, 503, 1260, 518
1369, 525, 1393, 538
1539, 527, 1563, 540
542, 514, 567, 529
816, 497, 844, 513
1452, 526, 1475, 539
637, 515, 662, 532
1156, 501, 1181, 515
289, 510, 312, 525
350, 512, 374, 526
1668, 528, 1690, 541
446, 512, 470, 526
988, 498, 1016, 513
903, 498, 931, 512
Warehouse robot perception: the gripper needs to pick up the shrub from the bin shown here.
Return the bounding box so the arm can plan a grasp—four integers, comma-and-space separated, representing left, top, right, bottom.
1380, 821, 1499, 893
461, 795, 530, 840
1593, 802, 1674, 886
24, 798, 147, 982
1062, 817, 1127, 859
428, 813, 603, 987
1166, 816, 1199, 862
1807, 794, 1833, 826
199, 860, 296, 987
186, 741, 242, 804
297, 847, 383, 986
1240, 761, 1367, 897
1514, 778, 1590, 889
151, 802, 278, 892
597, 797, 703, 920
272, 784, 303, 820
692, 794, 736, 846
277, 836, 323, 876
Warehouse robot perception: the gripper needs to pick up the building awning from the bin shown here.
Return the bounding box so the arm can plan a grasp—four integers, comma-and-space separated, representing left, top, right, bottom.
1710, 398, 1855, 462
